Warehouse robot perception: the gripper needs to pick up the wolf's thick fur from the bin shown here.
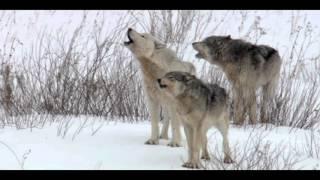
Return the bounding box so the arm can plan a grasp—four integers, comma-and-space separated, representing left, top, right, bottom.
192, 36, 282, 125
124, 28, 196, 146
158, 71, 233, 169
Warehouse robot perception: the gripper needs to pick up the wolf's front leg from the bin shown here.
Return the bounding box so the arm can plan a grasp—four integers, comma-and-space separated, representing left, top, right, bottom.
183, 125, 202, 169
200, 129, 210, 160
159, 107, 169, 140
167, 109, 182, 147
145, 96, 160, 145
183, 123, 192, 162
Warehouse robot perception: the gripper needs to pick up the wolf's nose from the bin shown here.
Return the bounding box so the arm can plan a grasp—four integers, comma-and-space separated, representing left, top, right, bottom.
128, 28, 132, 32
192, 42, 197, 46
157, 79, 161, 83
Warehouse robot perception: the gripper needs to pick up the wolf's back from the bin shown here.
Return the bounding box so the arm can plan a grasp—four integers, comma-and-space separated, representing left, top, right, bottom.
255, 45, 278, 60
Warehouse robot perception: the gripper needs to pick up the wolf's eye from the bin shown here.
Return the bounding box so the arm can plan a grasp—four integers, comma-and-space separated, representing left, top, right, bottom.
168, 77, 175, 81
141, 35, 145, 38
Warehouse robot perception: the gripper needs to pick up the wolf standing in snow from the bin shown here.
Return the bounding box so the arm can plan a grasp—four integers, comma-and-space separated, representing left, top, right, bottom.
124, 28, 195, 146
158, 71, 233, 169
192, 36, 281, 125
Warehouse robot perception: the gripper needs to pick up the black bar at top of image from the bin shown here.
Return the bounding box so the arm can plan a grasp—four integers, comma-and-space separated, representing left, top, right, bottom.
1, 0, 320, 10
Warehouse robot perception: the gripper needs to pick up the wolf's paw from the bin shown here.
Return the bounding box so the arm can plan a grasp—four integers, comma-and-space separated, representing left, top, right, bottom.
201, 154, 211, 161
182, 161, 201, 169
144, 139, 159, 145
248, 120, 257, 125
167, 141, 182, 147
159, 134, 169, 140
223, 156, 234, 164
233, 121, 244, 126
261, 118, 269, 124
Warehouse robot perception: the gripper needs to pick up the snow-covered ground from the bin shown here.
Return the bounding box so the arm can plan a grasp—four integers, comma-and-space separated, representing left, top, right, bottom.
0, 10, 320, 170
0, 116, 319, 170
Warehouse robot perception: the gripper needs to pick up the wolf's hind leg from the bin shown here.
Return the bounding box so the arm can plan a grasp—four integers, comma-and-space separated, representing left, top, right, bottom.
248, 89, 257, 124
261, 75, 278, 124
217, 113, 234, 164
233, 89, 246, 125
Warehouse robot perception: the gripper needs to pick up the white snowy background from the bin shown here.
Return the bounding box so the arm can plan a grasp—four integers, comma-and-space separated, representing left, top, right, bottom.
0, 10, 320, 170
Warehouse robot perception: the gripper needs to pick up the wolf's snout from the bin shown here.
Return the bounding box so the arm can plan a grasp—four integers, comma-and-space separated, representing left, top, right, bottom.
192, 42, 197, 46
157, 79, 167, 88
124, 28, 134, 46
192, 42, 199, 48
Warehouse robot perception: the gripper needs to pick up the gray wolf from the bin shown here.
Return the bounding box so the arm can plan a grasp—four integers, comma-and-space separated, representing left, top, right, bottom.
192, 35, 281, 125
158, 71, 233, 169
124, 28, 196, 146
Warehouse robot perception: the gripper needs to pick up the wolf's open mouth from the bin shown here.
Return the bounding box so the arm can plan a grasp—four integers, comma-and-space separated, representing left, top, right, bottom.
195, 52, 203, 59
159, 84, 167, 88
157, 80, 167, 88
124, 30, 133, 45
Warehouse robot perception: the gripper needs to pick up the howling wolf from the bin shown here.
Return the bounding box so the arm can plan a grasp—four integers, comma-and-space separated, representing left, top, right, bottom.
124, 28, 195, 146
158, 71, 233, 169
192, 35, 281, 124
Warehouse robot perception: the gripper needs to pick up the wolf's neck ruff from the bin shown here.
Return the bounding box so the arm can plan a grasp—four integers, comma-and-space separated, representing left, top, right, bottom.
176, 80, 209, 116
137, 57, 166, 81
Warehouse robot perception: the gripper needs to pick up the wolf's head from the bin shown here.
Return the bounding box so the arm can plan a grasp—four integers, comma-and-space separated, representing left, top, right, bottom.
192, 35, 231, 64
157, 71, 196, 97
123, 28, 166, 58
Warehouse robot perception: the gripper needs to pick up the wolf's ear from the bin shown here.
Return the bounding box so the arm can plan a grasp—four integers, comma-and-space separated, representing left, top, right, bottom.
184, 74, 196, 82
154, 39, 166, 49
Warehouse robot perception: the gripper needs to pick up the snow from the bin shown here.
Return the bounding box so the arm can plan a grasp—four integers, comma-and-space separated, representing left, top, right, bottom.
0, 118, 187, 170
0, 116, 319, 170
0, 10, 320, 170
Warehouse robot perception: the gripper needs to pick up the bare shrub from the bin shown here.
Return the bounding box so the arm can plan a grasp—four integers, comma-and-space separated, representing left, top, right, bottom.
0, 140, 31, 170
203, 128, 302, 170
0, 10, 319, 131
301, 129, 320, 159
0, 64, 14, 116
